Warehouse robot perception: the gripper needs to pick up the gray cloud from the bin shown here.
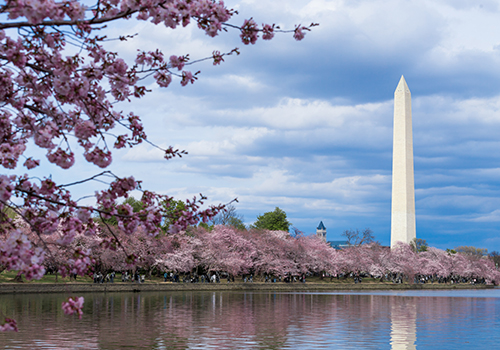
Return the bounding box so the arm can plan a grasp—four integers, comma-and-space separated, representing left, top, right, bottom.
8, 0, 500, 251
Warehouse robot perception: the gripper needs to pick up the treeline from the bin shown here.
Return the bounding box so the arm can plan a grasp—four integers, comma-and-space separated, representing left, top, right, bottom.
14, 222, 500, 285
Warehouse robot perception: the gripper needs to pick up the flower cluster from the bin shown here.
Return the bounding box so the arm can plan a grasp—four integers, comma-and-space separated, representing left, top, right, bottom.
240, 19, 259, 45
0, 318, 18, 332
0, 230, 45, 281
262, 24, 275, 40
212, 51, 224, 65
293, 26, 307, 41
59, 248, 94, 278
62, 297, 85, 319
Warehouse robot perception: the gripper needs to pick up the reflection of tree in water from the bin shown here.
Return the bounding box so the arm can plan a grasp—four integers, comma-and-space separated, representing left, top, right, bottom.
0, 292, 342, 349
1, 292, 498, 349
0, 293, 101, 349
156, 292, 300, 348
0, 292, 402, 349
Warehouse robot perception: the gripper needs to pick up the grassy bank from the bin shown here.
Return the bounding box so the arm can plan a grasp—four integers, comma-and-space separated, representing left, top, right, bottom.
0, 270, 94, 284
0, 271, 403, 284
0, 271, 494, 294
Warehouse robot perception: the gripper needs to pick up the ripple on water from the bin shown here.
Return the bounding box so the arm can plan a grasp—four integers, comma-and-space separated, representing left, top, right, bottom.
0, 290, 499, 349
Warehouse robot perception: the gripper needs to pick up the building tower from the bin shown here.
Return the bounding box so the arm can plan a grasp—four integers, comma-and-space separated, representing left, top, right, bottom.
316, 221, 327, 242
391, 76, 416, 248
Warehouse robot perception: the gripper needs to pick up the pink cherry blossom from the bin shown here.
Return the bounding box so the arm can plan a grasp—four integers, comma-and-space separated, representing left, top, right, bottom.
240, 19, 259, 45
262, 24, 275, 40
154, 71, 172, 87
23, 157, 40, 169
47, 148, 75, 169
0, 318, 18, 332
169, 55, 187, 70
0, 230, 46, 281
74, 120, 97, 140
293, 26, 307, 41
212, 50, 224, 65
180, 71, 196, 86
62, 297, 85, 319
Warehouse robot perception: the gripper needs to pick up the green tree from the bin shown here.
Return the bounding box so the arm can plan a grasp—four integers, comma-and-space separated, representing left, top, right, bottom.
1, 206, 17, 231
124, 197, 145, 213
97, 196, 144, 226
251, 207, 291, 232
454, 246, 488, 257
410, 238, 429, 252
161, 199, 187, 233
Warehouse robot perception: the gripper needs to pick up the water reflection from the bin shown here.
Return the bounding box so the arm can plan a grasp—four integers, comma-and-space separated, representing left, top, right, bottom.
0, 290, 499, 349
390, 297, 416, 350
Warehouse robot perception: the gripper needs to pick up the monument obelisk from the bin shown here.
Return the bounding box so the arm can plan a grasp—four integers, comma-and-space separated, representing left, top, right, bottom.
391, 76, 416, 248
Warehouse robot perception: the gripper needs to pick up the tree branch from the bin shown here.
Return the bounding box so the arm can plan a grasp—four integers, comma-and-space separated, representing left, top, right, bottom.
0, 8, 136, 30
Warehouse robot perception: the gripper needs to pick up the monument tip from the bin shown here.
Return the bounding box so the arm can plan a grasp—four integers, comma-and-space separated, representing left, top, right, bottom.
395, 75, 410, 93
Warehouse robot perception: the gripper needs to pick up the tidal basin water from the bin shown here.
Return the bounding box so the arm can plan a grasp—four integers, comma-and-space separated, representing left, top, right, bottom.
1, 289, 499, 349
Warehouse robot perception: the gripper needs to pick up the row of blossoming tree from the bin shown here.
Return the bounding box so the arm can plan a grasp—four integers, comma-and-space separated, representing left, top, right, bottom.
8, 219, 499, 286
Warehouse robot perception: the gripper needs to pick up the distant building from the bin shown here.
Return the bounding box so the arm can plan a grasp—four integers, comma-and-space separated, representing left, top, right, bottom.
316, 221, 349, 249
316, 221, 349, 250
316, 221, 327, 242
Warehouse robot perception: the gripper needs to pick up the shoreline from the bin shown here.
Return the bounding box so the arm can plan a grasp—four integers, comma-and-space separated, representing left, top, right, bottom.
0, 282, 495, 294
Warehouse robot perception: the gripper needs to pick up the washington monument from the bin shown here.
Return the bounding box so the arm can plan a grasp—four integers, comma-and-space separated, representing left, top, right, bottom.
391, 76, 416, 248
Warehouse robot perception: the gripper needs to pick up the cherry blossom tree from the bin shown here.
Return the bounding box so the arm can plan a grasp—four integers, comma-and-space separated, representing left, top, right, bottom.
153, 233, 201, 274
386, 242, 419, 282
419, 247, 453, 278
365, 244, 391, 279
250, 229, 299, 276
457, 252, 500, 283
196, 225, 256, 276
337, 244, 375, 275
0, 0, 317, 330
295, 234, 335, 274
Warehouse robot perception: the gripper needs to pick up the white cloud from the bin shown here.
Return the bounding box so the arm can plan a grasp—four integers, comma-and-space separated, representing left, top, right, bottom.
12, 0, 499, 250
205, 74, 267, 91
122, 126, 273, 161
472, 209, 500, 223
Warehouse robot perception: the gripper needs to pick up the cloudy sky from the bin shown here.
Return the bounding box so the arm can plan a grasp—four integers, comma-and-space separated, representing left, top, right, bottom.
13, 0, 500, 251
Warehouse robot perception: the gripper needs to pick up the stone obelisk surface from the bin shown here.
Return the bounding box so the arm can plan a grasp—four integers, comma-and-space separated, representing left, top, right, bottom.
391, 76, 416, 248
